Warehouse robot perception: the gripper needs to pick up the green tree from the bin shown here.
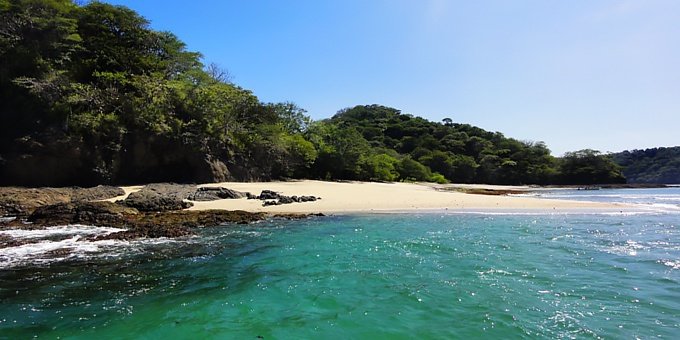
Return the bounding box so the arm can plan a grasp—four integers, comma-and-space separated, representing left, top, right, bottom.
559, 149, 626, 184
360, 153, 399, 181
396, 157, 432, 182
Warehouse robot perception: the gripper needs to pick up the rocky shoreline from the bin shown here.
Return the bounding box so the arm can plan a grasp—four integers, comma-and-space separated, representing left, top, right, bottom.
0, 184, 324, 249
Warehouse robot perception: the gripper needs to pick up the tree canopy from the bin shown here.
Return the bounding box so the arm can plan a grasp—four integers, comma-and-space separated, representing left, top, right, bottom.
613, 147, 680, 184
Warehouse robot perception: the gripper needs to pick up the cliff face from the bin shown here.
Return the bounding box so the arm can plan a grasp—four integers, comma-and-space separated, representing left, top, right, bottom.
0, 132, 238, 187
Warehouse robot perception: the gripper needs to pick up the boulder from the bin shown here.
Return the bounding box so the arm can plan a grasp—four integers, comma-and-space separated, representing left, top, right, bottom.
258, 190, 281, 200
120, 183, 195, 212
247, 190, 320, 206
188, 187, 248, 201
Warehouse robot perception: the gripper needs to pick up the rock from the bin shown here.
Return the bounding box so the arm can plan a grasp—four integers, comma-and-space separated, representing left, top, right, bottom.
187, 187, 248, 201
93, 222, 192, 240
0, 234, 27, 249
120, 195, 192, 212
3, 198, 321, 242
92, 210, 269, 240
0, 186, 125, 217
120, 183, 195, 212
70, 185, 125, 201
0, 132, 94, 187
258, 190, 281, 200
278, 196, 295, 204
249, 190, 320, 206
27, 201, 138, 227
136, 210, 268, 227
273, 212, 325, 219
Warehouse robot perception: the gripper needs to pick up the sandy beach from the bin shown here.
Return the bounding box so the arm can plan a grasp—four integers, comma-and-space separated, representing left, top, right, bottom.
110, 180, 629, 214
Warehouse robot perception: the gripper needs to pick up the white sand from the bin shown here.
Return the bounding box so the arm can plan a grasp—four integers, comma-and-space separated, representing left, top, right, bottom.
108, 180, 629, 214
145, 180, 629, 214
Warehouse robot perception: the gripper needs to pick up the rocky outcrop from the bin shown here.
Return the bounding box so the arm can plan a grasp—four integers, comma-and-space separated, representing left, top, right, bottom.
1, 200, 319, 241
119, 183, 195, 212
27, 201, 138, 227
187, 187, 248, 201
0, 185, 125, 216
0, 132, 96, 187
248, 190, 320, 206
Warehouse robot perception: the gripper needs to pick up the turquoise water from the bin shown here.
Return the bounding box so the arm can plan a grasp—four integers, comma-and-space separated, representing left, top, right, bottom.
1, 212, 679, 338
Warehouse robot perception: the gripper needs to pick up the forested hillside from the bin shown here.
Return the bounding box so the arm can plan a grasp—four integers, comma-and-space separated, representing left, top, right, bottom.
308, 105, 625, 185
1, 0, 316, 185
613, 147, 680, 184
0, 0, 626, 186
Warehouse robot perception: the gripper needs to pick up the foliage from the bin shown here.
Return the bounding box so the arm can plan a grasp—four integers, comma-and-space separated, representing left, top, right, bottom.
558, 149, 625, 184
396, 157, 431, 182
612, 147, 680, 184
360, 153, 399, 181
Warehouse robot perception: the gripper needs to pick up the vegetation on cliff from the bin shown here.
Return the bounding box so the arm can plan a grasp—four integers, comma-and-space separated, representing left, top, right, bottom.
0, 0, 629, 186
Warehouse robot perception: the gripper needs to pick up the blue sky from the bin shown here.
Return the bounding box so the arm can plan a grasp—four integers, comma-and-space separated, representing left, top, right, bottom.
104, 0, 679, 156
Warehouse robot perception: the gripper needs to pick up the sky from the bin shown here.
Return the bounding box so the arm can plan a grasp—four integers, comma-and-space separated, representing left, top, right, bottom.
103, 0, 679, 156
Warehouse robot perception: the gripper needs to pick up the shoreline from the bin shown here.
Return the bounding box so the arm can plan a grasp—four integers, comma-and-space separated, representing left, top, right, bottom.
136, 180, 634, 214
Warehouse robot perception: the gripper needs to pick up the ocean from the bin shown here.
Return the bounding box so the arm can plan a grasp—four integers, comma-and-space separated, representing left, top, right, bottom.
1, 188, 679, 338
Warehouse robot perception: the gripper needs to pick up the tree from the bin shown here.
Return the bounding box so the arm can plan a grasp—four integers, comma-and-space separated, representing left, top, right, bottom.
360, 153, 399, 181
559, 149, 626, 184
267, 102, 311, 134
396, 157, 431, 181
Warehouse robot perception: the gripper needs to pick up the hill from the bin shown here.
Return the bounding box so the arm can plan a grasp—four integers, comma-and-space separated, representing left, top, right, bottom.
613, 147, 680, 184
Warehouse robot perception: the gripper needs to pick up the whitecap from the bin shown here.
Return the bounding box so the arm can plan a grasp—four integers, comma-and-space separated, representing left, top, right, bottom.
0, 224, 126, 240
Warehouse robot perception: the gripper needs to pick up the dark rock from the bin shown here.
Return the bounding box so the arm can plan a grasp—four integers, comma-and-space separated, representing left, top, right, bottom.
120, 183, 195, 212
250, 190, 320, 206
0, 186, 125, 217
246, 192, 258, 200
93, 223, 192, 240
272, 212, 326, 219
0, 234, 27, 249
278, 196, 295, 204
120, 195, 192, 212
93, 210, 270, 240
136, 210, 268, 227
188, 187, 248, 201
27, 201, 138, 227
3, 201, 322, 242
45, 248, 74, 258
70, 185, 125, 201
262, 200, 282, 206
0, 132, 95, 187
258, 190, 281, 200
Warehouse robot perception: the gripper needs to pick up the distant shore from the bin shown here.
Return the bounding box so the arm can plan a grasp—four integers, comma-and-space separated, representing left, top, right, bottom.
109, 180, 631, 214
